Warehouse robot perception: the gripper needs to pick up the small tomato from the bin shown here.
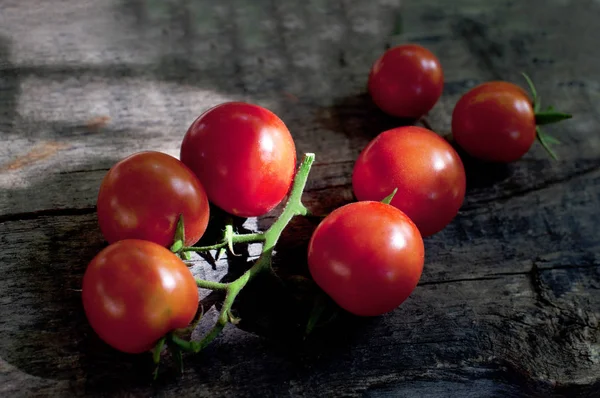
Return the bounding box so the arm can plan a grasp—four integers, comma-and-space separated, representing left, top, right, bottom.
308, 201, 424, 316
82, 239, 199, 354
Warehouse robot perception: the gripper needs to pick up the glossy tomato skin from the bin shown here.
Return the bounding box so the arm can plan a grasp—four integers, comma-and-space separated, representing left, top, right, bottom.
368, 44, 444, 119
452, 81, 536, 162
352, 126, 466, 237
308, 201, 424, 316
180, 102, 297, 218
97, 151, 210, 247
82, 239, 199, 354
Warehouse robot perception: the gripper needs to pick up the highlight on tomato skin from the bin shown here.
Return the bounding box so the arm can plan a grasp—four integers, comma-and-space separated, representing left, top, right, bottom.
180, 101, 297, 218
368, 43, 444, 119
81, 239, 199, 354
307, 201, 425, 317
451, 81, 538, 162
352, 126, 466, 237
96, 151, 210, 248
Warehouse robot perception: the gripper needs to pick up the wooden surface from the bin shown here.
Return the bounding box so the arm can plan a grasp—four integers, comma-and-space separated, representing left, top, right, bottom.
1, 0, 599, 396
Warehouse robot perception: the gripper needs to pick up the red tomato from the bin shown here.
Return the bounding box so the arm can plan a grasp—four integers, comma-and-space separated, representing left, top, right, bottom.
352, 126, 466, 237
97, 151, 210, 247
452, 81, 536, 162
368, 44, 444, 119
180, 102, 297, 218
82, 239, 199, 354
307, 201, 424, 316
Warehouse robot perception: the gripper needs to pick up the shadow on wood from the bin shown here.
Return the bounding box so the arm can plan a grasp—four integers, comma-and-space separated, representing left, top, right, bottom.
314, 93, 415, 143
0, 35, 20, 132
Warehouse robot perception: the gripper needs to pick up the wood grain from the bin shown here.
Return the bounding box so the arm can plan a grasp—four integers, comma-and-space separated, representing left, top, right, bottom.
1, 0, 599, 396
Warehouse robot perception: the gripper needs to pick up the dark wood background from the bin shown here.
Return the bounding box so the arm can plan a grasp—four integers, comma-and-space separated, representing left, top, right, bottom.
1, 0, 599, 396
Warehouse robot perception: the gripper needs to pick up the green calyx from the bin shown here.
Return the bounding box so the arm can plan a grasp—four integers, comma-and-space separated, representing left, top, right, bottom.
170, 216, 191, 260
381, 188, 398, 205
521, 73, 573, 160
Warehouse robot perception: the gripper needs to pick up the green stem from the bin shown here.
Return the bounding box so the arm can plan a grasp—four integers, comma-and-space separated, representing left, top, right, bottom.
182, 232, 265, 252
189, 246, 273, 352
195, 278, 229, 290
224, 222, 236, 254
151, 335, 167, 379
185, 153, 316, 352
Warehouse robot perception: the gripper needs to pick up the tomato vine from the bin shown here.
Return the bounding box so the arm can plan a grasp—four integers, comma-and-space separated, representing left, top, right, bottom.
156, 153, 315, 370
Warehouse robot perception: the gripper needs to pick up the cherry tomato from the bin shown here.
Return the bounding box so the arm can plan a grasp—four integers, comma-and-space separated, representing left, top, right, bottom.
82, 239, 199, 354
352, 126, 465, 237
307, 201, 424, 316
452, 81, 536, 162
180, 102, 297, 218
97, 151, 210, 247
368, 44, 444, 119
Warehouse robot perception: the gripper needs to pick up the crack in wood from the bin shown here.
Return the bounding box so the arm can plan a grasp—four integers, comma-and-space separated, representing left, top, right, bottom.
420, 262, 600, 287
529, 260, 565, 311
527, 260, 600, 333
461, 162, 600, 211
57, 168, 110, 175
0, 207, 96, 224
418, 275, 504, 286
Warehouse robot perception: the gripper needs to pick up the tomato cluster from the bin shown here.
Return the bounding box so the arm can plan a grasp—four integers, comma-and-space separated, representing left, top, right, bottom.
367, 44, 570, 163
80, 43, 571, 367
83, 102, 297, 354
305, 44, 570, 318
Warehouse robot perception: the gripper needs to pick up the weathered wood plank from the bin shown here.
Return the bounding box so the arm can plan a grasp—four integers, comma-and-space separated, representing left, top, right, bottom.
1, 0, 598, 218
1, 167, 598, 396
1, 0, 599, 396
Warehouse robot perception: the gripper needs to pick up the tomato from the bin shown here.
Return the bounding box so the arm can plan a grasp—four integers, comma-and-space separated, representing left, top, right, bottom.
180, 102, 297, 218
82, 239, 199, 354
97, 151, 210, 247
352, 126, 466, 237
368, 44, 444, 119
307, 201, 424, 316
451, 81, 536, 162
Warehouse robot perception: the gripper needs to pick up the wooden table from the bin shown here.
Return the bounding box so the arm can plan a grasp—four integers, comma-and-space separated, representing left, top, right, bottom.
1, 0, 599, 396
